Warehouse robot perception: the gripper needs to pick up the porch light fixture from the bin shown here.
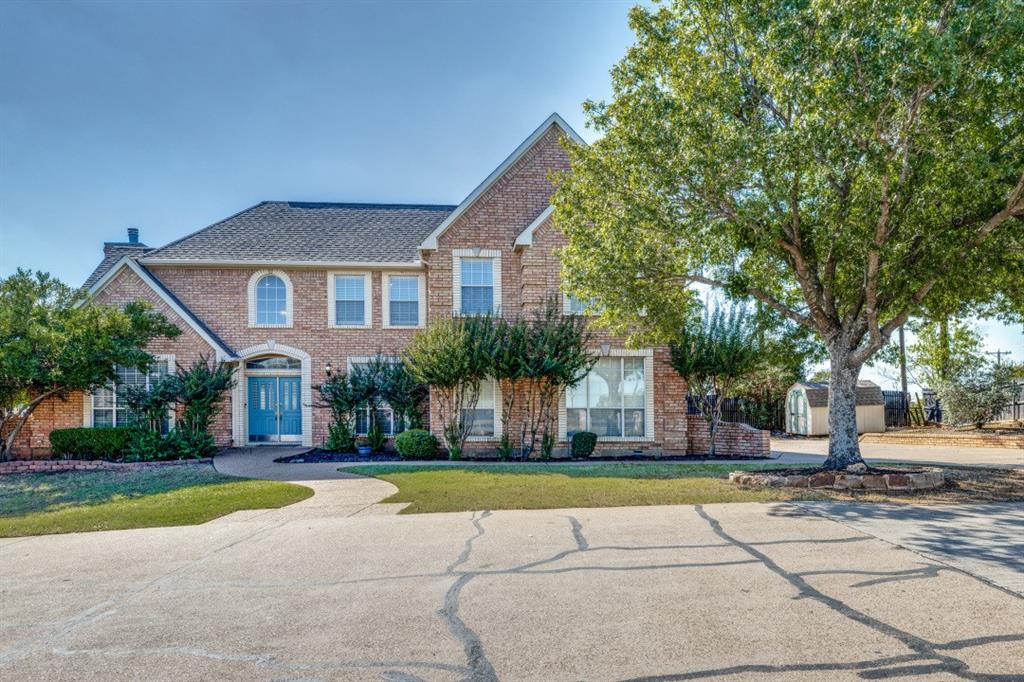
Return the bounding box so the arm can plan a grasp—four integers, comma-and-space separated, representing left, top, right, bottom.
600, 343, 611, 357
325, 362, 333, 377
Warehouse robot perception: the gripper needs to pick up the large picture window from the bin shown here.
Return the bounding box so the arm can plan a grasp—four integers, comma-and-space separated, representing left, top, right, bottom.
566, 356, 646, 438
92, 359, 171, 430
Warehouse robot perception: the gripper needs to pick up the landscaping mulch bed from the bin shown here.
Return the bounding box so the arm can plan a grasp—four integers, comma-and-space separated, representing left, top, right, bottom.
276, 450, 776, 464
275, 448, 402, 464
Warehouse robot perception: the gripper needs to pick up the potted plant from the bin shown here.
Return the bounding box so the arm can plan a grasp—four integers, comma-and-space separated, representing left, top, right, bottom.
355, 436, 372, 457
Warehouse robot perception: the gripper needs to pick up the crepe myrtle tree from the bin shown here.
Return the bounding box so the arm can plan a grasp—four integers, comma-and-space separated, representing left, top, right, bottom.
0, 269, 180, 460
554, 0, 1024, 469
669, 305, 761, 458
403, 316, 496, 459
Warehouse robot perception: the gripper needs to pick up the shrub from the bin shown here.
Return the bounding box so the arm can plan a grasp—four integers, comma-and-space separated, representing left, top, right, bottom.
366, 420, 386, 453
570, 431, 597, 459
394, 429, 439, 460
325, 421, 355, 452
49, 427, 135, 460
939, 366, 1018, 428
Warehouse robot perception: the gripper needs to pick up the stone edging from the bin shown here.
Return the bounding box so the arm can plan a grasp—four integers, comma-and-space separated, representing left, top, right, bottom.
0, 458, 213, 475
729, 468, 946, 491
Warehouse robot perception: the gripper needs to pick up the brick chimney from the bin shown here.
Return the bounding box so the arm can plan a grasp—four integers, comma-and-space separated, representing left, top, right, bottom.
102, 226, 149, 258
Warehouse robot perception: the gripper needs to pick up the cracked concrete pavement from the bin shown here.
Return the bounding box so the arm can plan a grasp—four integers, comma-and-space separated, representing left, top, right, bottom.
3, 493, 1023, 681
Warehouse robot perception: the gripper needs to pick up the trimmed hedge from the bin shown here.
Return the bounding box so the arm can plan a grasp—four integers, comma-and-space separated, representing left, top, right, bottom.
570, 431, 598, 459
394, 429, 439, 460
49, 427, 135, 460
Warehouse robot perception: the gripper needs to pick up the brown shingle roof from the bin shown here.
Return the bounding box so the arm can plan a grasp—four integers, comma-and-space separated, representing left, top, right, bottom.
141, 202, 456, 264
795, 380, 885, 407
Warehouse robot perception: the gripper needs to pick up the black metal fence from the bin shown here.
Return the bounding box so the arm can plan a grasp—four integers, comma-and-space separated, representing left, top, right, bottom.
882, 390, 943, 427
686, 396, 786, 432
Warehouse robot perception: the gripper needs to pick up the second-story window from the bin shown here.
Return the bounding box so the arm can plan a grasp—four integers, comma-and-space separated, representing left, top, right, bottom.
333, 274, 367, 327
249, 271, 292, 328
460, 258, 493, 315
388, 275, 420, 326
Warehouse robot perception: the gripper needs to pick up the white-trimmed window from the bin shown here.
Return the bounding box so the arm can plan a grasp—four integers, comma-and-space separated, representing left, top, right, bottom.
567, 356, 649, 439
248, 271, 293, 328
383, 273, 425, 328
463, 378, 499, 439
329, 273, 372, 328
349, 356, 400, 436
90, 357, 173, 431
453, 249, 501, 316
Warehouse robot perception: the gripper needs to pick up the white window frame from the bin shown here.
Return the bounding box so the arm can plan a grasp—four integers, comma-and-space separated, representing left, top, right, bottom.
347, 356, 402, 436
328, 272, 373, 329
84, 354, 176, 428
248, 270, 293, 328
382, 272, 426, 328
452, 248, 501, 316
563, 292, 599, 315
463, 377, 503, 442
559, 348, 655, 443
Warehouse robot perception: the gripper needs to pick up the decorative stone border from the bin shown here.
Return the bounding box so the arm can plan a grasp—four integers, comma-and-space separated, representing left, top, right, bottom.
0, 458, 212, 476
729, 468, 947, 491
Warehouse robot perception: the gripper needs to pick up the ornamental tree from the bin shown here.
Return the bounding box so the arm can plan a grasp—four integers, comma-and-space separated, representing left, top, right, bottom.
555, 0, 1024, 468
669, 305, 761, 457
0, 269, 180, 460
403, 317, 495, 459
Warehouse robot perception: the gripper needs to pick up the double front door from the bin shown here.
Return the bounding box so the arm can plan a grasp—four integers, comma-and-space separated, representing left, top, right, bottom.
248, 376, 302, 442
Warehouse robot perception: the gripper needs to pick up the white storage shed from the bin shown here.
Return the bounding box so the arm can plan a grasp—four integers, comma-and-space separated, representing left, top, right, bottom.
786, 380, 886, 436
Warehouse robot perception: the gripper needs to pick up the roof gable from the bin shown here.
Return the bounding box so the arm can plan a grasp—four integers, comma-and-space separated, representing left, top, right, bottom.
86, 257, 236, 360
419, 113, 584, 252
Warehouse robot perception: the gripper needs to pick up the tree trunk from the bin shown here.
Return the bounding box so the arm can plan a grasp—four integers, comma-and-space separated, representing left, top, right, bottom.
822, 345, 866, 470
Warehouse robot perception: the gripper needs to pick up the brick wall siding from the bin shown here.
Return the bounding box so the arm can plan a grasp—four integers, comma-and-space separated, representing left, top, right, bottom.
17, 122, 765, 459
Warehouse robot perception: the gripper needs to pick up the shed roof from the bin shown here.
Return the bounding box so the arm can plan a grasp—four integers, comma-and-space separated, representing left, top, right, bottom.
792, 380, 885, 407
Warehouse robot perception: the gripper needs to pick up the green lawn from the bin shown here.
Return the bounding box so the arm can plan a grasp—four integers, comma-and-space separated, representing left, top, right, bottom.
0, 465, 313, 537
345, 462, 823, 513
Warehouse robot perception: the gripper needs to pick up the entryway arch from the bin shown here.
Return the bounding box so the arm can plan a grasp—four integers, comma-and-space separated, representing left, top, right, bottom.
231, 341, 313, 446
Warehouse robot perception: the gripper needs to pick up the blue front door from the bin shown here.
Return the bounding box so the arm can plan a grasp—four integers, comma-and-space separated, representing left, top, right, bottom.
248, 376, 302, 442
279, 377, 302, 440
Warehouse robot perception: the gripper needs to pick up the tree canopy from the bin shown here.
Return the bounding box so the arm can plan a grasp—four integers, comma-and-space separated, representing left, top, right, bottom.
0, 269, 180, 458
554, 0, 1024, 466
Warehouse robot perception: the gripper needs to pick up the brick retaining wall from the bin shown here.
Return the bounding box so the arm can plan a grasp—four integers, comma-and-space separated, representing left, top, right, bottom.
0, 458, 213, 475
686, 416, 770, 458
860, 431, 1024, 450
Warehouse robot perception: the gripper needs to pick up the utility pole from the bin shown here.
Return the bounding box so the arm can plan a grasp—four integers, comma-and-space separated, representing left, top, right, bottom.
898, 325, 908, 396
898, 325, 909, 426
986, 349, 1012, 367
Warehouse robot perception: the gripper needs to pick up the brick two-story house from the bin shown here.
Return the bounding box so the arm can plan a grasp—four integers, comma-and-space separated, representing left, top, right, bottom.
14, 114, 767, 459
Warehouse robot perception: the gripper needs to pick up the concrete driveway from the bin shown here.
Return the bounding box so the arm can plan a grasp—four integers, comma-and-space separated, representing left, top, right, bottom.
2, 470, 1022, 681
773, 437, 1024, 469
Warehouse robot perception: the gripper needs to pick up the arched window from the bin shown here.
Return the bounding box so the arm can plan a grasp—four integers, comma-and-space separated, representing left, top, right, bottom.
248, 271, 292, 327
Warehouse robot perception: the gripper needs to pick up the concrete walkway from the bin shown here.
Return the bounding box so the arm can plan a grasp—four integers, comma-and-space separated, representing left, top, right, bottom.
213, 446, 403, 519
773, 437, 1024, 469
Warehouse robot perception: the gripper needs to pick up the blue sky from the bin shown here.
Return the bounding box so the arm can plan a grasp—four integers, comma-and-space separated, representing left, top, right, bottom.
1, 0, 1019, 386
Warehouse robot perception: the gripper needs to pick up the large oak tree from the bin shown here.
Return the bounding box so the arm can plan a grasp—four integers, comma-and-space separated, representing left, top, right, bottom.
554, 0, 1024, 468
